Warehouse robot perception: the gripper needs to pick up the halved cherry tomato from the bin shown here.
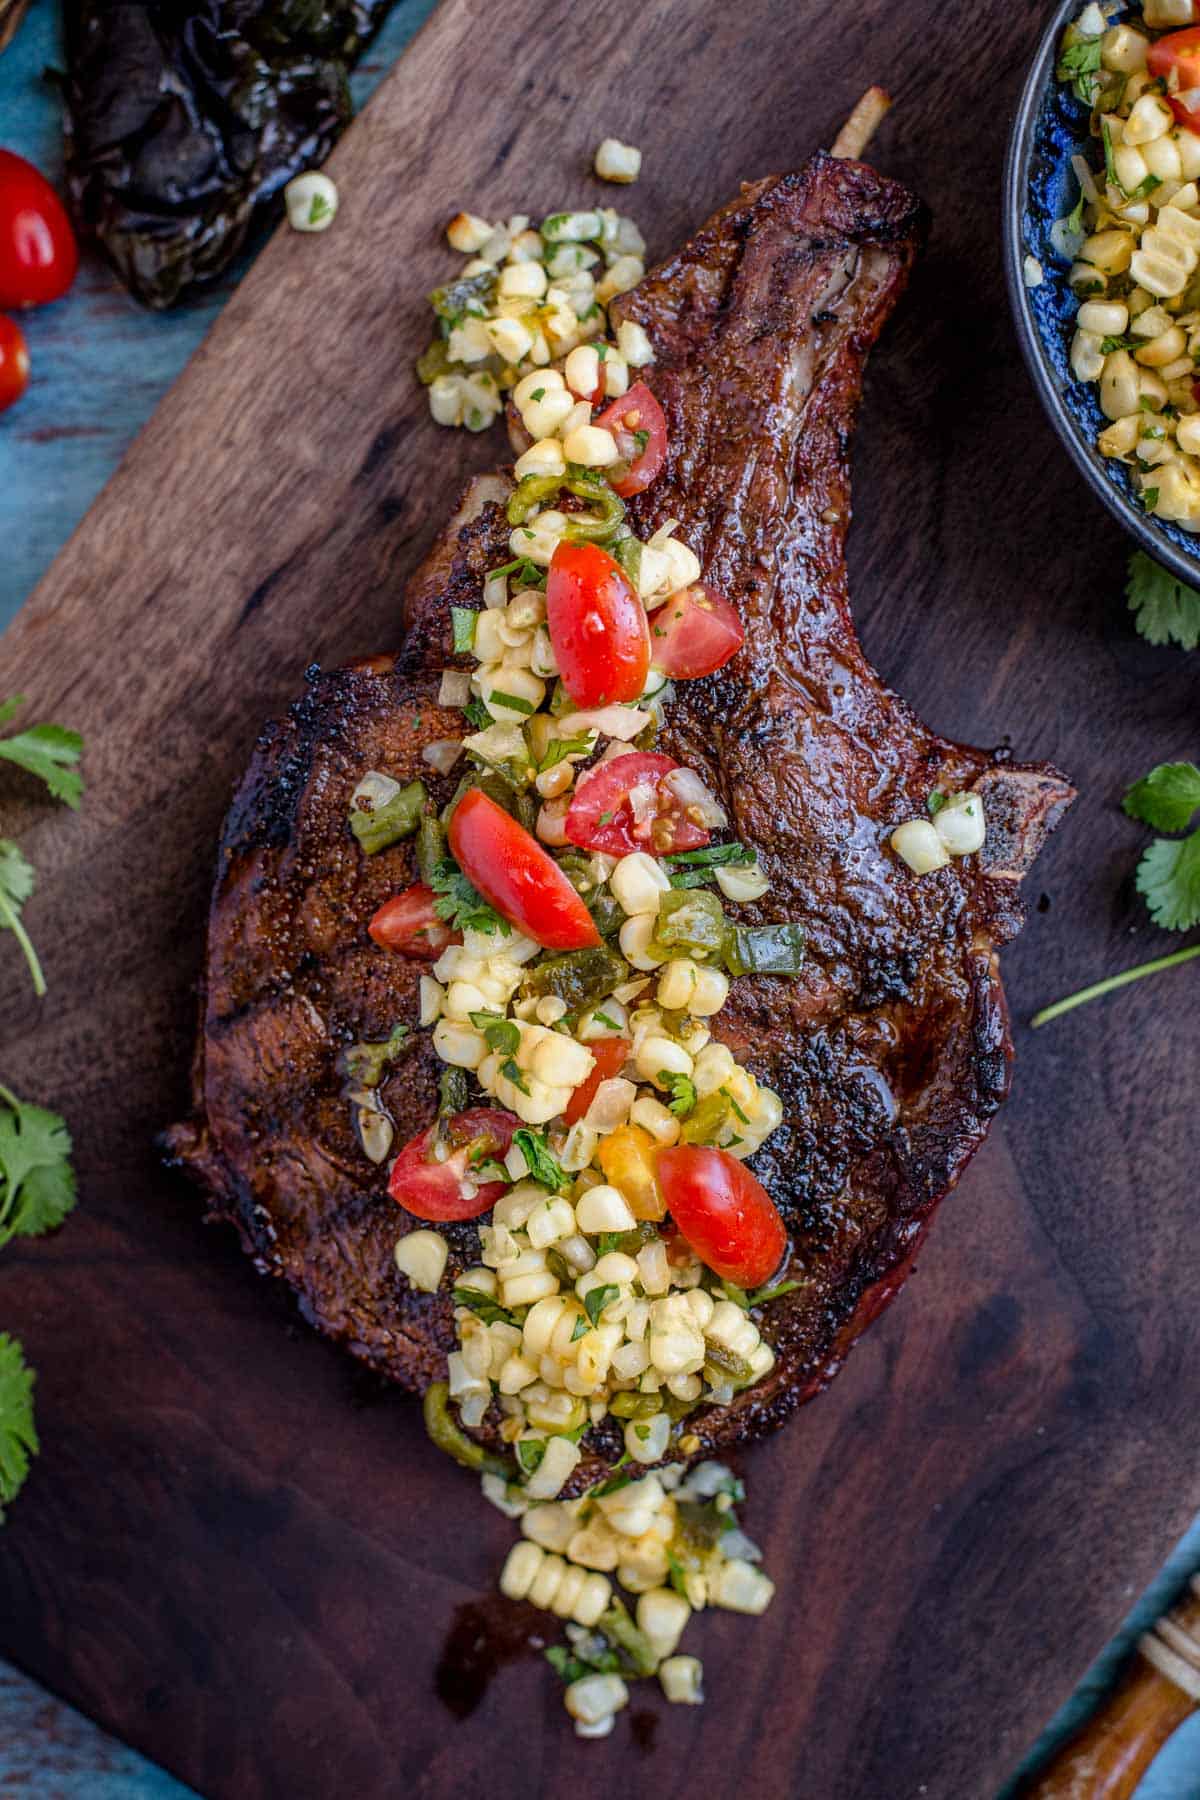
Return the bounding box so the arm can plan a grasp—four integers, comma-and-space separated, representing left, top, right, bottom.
657, 1145, 787, 1289
449, 787, 600, 950
0, 150, 79, 310
564, 1035, 631, 1126
0, 315, 29, 413
594, 382, 668, 497
1148, 28, 1200, 131
389, 1107, 518, 1221
368, 882, 457, 960
650, 581, 744, 679
546, 540, 650, 707
565, 751, 710, 857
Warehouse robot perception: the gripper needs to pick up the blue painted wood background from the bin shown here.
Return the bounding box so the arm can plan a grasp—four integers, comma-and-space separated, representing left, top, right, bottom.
1, 3, 1198, 1793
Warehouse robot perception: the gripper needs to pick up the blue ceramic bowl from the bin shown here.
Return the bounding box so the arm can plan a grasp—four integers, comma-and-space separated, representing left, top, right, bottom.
1004, 0, 1200, 582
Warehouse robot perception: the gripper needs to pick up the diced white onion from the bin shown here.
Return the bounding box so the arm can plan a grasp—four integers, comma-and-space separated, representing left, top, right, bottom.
422, 737, 464, 774
438, 669, 472, 707
661, 766, 727, 828
553, 705, 651, 742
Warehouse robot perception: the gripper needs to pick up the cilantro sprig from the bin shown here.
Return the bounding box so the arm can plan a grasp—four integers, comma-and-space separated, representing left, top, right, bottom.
430, 861, 510, 935
0, 696, 86, 996
0, 1087, 77, 1251
0, 1086, 77, 1519
1126, 553, 1200, 652
0, 1335, 37, 1519
1127, 762, 1200, 929
0, 697, 84, 809
1033, 760, 1200, 1026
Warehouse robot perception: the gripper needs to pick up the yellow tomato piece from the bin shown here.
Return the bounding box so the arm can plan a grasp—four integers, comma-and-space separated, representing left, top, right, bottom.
597, 1123, 665, 1221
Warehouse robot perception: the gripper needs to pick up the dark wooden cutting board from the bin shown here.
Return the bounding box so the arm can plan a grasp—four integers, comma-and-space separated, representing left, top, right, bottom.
2, 1, 1197, 1794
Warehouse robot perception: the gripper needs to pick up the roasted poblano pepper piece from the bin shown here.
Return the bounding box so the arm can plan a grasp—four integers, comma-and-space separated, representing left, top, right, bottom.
611, 533, 643, 587
349, 779, 427, 854
423, 1382, 513, 1478
723, 923, 806, 977
438, 1066, 469, 1118
560, 474, 626, 545
429, 268, 497, 323
679, 1092, 732, 1146
703, 1339, 756, 1385
507, 472, 565, 525
607, 1390, 663, 1420
340, 1022, 409, 1088
649, 887, 726, 961
597, 1599, 659, 1678
416, 812, 449, 885
526, 946, 628, 1011
441, 768, 535, 834
416, 339, 453, 385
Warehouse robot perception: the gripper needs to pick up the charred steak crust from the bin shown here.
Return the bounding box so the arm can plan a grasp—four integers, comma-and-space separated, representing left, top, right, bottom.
166, 153, 1073, 1488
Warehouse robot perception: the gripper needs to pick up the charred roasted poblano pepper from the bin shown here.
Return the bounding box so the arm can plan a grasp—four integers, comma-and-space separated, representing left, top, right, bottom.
349, 779, 426, 854
526, 946, 628, 1012
423, 1382, 513, 1478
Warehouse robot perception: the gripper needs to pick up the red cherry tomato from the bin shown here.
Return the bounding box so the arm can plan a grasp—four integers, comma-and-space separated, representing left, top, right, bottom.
0, 150, 79, 310
565, 751, 710, 857
657, 1145, 787, 1289
448, 787, 600, 950
564, 1035, 632, 1126
0, 315, 29, 412
389, 1107, 519, 1221
368, 882, 457, 960
650, 581, 744, 680
594, 382, 668, 496
546, 541, 650, 707
1148, 27, 1200, 130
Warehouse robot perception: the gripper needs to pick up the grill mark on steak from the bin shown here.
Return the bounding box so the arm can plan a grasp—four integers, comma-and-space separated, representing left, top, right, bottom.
164, 153, 1073, 1489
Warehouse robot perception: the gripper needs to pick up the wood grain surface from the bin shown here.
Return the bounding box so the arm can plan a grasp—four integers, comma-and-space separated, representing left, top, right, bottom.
1, 1, 1197, 1796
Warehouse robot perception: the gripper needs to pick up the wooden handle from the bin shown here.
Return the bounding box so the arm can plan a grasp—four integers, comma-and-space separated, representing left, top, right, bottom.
1018, 1577, 1200, 1798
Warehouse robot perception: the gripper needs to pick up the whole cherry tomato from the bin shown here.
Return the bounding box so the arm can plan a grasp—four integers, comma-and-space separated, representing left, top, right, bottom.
0, 150, 79, 309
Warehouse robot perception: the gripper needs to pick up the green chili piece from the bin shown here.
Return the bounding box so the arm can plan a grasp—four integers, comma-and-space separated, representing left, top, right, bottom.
560, 475, 626, 545
507, 472, 565, 526
428, 268, 497, 323
703, 1339, 755, 1385
442, 769, 536, 834
595, 1220, 660, 1257
340, 1022, 409, 1088
679, 1092, 731, 1146
438, 1067, 469, 1118
526, 946, 628, 1012
422, 1382, 513, 1478
416, 812, 449, 886
608, 1391, 663, 1420
611, 533, 643, 587
587, 890, 625, 940
416, 339, 454, 386
648, 887, 726, 961
349, 779, 427, 855
597, 1600, 659, 1678
723, 923, 806, 977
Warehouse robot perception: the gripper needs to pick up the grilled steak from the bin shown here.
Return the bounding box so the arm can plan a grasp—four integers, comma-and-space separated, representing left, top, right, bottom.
165, 152, 1073, 1488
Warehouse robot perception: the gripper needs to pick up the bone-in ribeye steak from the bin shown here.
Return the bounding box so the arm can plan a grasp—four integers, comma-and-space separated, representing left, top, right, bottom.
165, 152, 1073, 1489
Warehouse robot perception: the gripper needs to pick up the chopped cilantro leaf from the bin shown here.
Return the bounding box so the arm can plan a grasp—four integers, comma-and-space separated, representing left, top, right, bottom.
584, 1283, 619, 1326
